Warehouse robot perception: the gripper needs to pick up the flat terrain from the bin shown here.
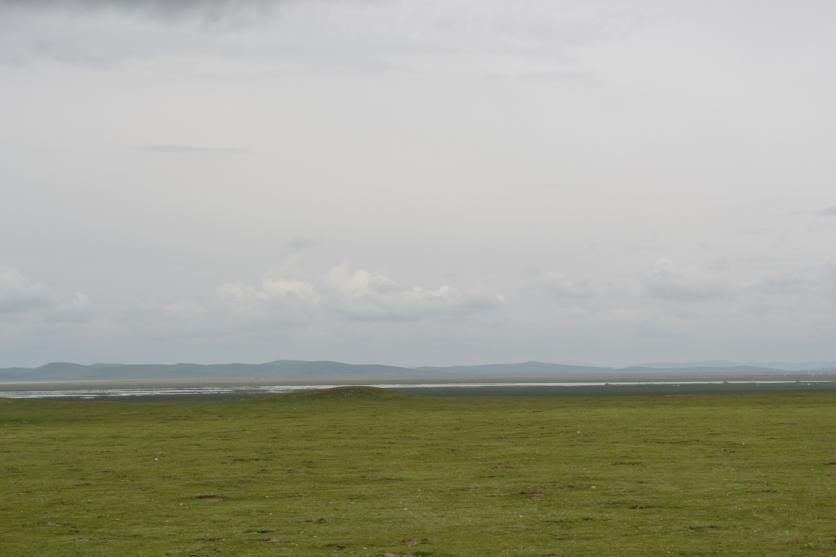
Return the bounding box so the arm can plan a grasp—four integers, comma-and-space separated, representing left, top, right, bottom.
1, 388, 834, 556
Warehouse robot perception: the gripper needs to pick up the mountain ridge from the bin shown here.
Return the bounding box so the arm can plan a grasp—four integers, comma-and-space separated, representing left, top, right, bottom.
1, 359, 835, 383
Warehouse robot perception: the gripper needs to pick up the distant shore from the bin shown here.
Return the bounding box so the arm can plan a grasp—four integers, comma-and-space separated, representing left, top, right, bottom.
3, 378, 836, 399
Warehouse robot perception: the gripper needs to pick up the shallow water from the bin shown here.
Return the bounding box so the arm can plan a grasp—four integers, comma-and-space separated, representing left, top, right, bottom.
0, 380, 832, 399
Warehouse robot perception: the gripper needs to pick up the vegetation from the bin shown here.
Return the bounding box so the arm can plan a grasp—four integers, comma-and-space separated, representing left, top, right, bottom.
272, 386, 413, 401
1, 389, 835, 556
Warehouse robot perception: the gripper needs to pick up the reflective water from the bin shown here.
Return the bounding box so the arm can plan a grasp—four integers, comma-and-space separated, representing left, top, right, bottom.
0, 380, 831, 399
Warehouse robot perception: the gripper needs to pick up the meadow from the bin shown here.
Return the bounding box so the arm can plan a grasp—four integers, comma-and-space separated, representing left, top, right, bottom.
1, 388, 834, 556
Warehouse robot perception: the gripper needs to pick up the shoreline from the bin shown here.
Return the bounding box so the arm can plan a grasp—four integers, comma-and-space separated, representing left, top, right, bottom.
3, 379, 836, 399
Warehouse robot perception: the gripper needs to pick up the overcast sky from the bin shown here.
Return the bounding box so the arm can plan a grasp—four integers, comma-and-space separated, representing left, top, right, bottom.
2, 0, 836, 367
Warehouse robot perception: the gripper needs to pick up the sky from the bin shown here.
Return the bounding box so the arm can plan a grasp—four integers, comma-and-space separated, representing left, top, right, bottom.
1, 0, 836, 367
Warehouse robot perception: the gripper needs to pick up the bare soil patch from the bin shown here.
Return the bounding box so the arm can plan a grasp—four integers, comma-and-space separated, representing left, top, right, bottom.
195, 495, 226, 501
522, 491, 547, 498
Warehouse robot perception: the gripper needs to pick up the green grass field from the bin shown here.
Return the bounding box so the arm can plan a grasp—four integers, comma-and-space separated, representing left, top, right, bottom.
1, 388, 835, 556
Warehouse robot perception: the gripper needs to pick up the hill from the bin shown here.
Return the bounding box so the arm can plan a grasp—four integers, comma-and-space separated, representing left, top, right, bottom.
1, 359, 834, 383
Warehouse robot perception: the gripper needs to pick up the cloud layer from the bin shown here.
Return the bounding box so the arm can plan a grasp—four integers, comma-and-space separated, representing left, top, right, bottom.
215, 263, 502, 323
3, 255, 836, 367
0, 267, 91, 320
2, 1, 836, 366
3, 0, 275, 22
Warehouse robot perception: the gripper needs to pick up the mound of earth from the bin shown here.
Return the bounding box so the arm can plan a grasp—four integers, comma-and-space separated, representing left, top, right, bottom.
272, 386, 412, 401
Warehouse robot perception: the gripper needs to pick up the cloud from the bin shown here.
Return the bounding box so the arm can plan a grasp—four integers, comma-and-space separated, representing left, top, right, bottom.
0, 0, 277, 65
205, 264, 503, 322
217, 275, 319, 321
640, 260, 730, 302
820, 206, 836, 216
48, 293, 94, 323
531, 262, 733, 309
286, 235, 317, 252
2, 0, 276, 25
140, 145, 248, 155
324, 264, 502, 321
0, 267, 92, 319
0, 0, 620, 73
118, 263, 500, 344
0, 267, 53, 314
754, 263, 836, 297
530, 260, 835, 325
532, 271, 601, 300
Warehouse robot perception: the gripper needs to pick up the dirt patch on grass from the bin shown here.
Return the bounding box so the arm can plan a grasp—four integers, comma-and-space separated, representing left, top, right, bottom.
400, 538, 426, 546
522, 491, 547, 499
195, 495, 227, 501
687, 524, 720, 532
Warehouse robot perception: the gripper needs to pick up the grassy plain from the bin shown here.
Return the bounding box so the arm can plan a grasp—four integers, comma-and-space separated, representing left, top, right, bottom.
1, 388, 835, 556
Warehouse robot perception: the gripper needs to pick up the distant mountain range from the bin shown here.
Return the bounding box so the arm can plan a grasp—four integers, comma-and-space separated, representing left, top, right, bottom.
1, 359, 835, 383
637, 360, 836, 372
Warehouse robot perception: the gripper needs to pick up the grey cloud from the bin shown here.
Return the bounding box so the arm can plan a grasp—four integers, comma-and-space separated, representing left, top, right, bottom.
216, 275, 319, 323
0, 0, 277, 65
4, 2, 836, 366
756, 273, 811, 297
532, 271, 601, 300
0, 267, 91, 319
287, 235, 317, 252
820, 206, 836, 216
324, 264, 502, 322
2, 0, 277, 24
527, 271, 631, 317
140, 145, 248, 155
47, 293, 95, 323
532, 263, 732, 308
754, 264, 836, 297
0, 267, 53, 314
0, 0, 624, 71
641, 260, 730, 303
531, 260, 836, 322
151, 264, 503, 329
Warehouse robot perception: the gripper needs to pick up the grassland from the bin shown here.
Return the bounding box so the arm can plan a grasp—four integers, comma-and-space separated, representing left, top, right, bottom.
1, 388, 835, 556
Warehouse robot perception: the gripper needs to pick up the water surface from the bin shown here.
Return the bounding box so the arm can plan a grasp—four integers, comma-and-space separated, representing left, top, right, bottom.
1, 380, 833, 399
